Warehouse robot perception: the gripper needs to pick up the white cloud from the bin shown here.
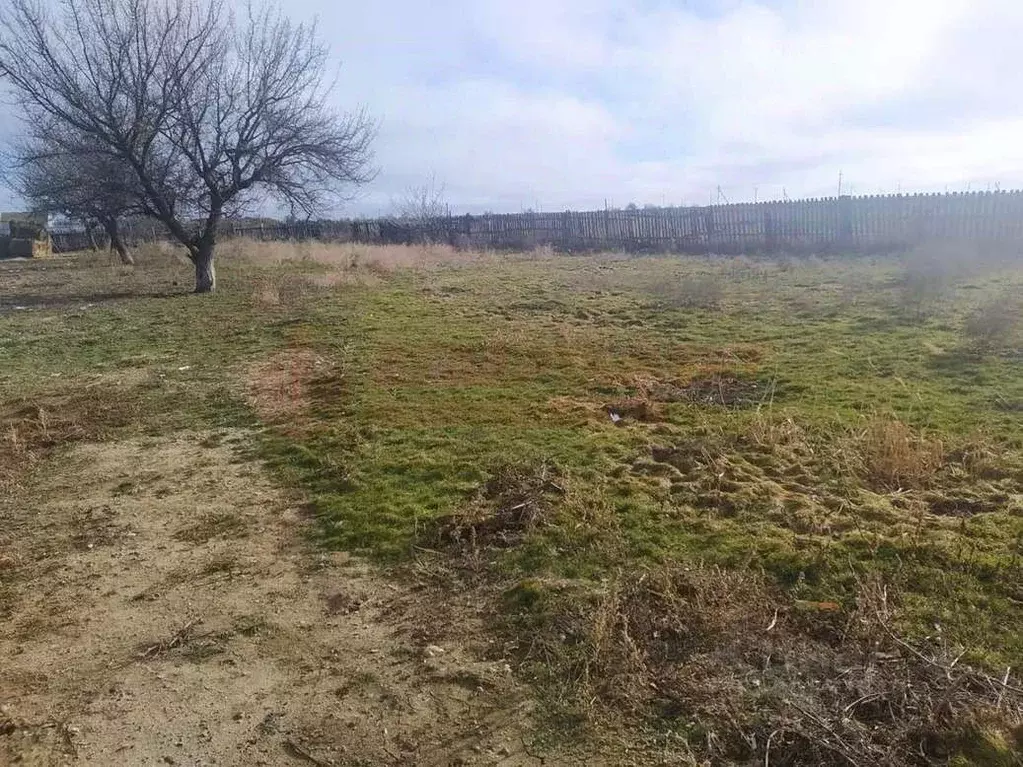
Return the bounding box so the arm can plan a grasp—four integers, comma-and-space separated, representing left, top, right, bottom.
3, 0, 1022, 214
344, 0, 1023, 212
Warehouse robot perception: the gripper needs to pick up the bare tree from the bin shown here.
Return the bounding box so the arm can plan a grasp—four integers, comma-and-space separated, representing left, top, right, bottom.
0, 0, 376, 292
14, 125, 140, 264
391, 174, 451, 243
393, 175, 450, 225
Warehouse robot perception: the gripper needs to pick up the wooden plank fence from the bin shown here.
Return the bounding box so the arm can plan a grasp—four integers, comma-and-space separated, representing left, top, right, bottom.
47, 190, 1023, 255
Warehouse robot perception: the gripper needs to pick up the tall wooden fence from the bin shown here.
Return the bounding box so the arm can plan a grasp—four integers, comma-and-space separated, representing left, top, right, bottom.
48, 190, 1023, 255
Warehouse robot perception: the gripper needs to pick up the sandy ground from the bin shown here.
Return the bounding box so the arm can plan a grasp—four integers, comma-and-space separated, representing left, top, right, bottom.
0, 431, 552, 766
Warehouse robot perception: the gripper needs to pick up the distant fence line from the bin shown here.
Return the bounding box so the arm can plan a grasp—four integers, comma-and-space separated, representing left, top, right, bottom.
48, 190, 1023, 255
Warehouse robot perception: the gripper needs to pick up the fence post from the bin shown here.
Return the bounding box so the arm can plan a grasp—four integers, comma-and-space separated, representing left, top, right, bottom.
703, 207, 715, 253
838, 195, 854, 251
764, 209, 776, 253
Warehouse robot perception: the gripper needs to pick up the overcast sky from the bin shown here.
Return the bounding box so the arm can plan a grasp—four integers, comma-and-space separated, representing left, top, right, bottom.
3, 0, 1023, 216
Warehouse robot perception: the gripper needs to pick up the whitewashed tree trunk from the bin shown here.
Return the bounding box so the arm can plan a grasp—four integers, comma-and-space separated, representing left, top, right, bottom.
193, 241, 216, 293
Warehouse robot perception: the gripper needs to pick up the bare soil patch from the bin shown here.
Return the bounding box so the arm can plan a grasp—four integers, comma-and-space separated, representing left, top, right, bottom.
0, 432, 563, 766
244, 348, 333, 427
0, 385, 145, 492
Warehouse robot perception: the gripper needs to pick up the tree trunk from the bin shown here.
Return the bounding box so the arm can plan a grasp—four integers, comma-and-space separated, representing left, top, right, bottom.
101, 218, 134, 266
85, 222, 100, 252
193, 240, 216, 293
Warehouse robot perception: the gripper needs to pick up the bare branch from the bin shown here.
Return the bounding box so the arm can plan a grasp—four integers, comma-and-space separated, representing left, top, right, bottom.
0, 0, 376, 291
12, 123, 141, 263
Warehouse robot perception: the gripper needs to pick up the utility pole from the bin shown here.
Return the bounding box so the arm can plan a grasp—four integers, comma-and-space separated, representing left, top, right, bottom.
837, 170, 843, 197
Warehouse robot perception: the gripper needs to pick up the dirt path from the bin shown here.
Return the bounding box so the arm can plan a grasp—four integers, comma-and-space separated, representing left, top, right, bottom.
0, 431, 549, 766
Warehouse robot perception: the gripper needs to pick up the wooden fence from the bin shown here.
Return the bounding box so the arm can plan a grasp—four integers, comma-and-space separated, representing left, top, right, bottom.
48, 190, 1023, 255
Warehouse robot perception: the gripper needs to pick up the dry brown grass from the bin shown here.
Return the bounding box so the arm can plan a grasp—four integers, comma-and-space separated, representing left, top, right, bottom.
220, 239, 492, 300
578, 564, 776, 711
947, 433, 1008, 480
130, 239, 193, 267
0, 390, 143, 491
74, 236, 491, 278
427, 461, 565, 570
853, 416, 945, 491
243, 347, 333, 428
300, 269, 381, 288
744, 411, 808, 450
606, 397, 663, 423
250, 274, 281, 307
512, 564, 1023, 765
219, 238, 488, 272
525, 244, 556, 260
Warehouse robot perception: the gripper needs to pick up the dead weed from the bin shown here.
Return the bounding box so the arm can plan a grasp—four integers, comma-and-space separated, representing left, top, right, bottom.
137, 617, 205, 660
428, 461, 566, 565
615, 372, 770, 410
853, 417, 945, 491
511, 564, 1023, 765
743, 412, 809, 450
222, 238, 488, 273
0, 391, 142, 489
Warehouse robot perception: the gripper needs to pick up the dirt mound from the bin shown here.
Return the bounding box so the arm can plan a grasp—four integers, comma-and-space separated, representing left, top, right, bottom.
606, 397, 663, 423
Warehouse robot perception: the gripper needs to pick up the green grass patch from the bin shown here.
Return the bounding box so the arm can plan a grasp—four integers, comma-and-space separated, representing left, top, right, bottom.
3, 245, 1021, 763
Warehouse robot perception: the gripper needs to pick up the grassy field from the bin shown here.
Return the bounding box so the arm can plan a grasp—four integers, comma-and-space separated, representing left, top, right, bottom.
2, 240, 1022, 764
